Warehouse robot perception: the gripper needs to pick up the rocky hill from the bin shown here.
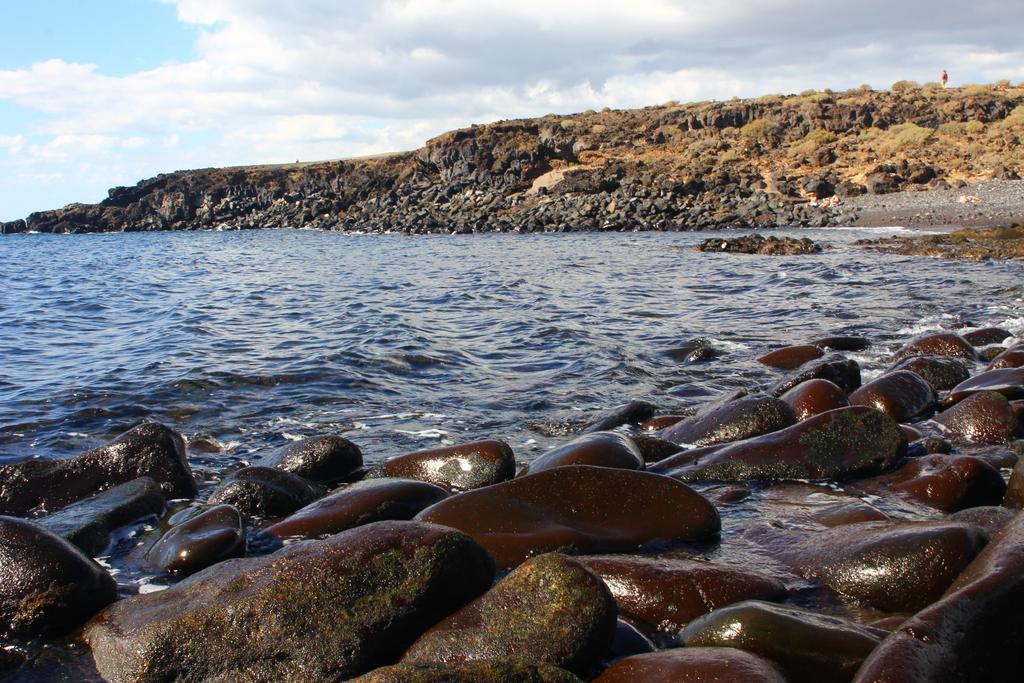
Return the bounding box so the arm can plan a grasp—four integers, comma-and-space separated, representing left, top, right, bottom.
3, 82, 1023, 235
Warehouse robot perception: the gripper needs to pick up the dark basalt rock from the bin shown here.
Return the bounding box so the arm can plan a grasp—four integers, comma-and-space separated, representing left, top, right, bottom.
854, 454, 1006, 512
39, 477, 166, 555
85, 521, 495, 683
595, 648, 787, 683
144, 504, 245, 575
780, 378, 849, 420
520, 432, 644, 476
581, 400, 658, 433
890, 355, 971, 392
748, 521, 987, 612
0, 423, 196, 515
415, 465, 720, 570
987, 345, 1024, 370
0, 516, 117, 639
962, 327, 1013, 346
947, 367, 1024, 403
607, 619, 655, 660
578, 555, 785, 633
770, 355, 861, 397
695, 234, 823, 255
892, 332, 978, 363
260, 435, 363, 485
852, 511, 1024, 683
933, 391, 1019, 444
660, 393, 796, 447
848, 370, 936, 422
639, 415, 687, 431
366, 440, 515, 491
208, 465, 325, 517
266, 478, 450, 538
353, 661, 583, 682
757, 345, 824, 370
629, 434, 683, 463
809, 336, 871, 352
402, 553, 617, 678
651, 406, 906, 483
951, 506, 1018, 537
681, 600, 886, 683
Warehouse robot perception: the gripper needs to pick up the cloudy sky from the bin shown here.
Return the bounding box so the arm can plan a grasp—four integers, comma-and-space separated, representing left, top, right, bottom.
1, 0, 1022, 220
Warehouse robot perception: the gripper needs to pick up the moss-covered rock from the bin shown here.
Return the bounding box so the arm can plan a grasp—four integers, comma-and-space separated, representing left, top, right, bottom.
661, 393, 796, 447
353, 660, 582, 682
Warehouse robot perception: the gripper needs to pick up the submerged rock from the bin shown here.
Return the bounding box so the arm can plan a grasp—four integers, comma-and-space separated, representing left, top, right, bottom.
520, 432, 643, 476
260, 435, 363, 485
581, 400, 658, 433
757, 345, 824, 370
855, 454, 1006, 512
892, 333, 978, 363
809, 336, 871, 352
366, 440, 515, 491
595, 648, 787, 683
0, 516, 117, 639
848, 370, 936, 422
770, 355, 861, 397
0, 423, 195, 515
208, 465, 325, 517
402, 553, 616, 677
661, 393, 796, 448
415, 465, 720, 570
780, 379, 849, 421
85, 521, 495, 683
145, 504, 245, 575
933, 391, 1019, 444
891, 355, 971, 391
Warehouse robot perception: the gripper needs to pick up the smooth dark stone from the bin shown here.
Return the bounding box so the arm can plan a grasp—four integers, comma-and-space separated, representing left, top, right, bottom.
852, 512, 1024, 683
950, 506, 1018, 537
640, 415, 687, 431
748, 521, 986, 612
963, 327, 1013, 346
900, 424, 923, 442
681, 600, 886, 683
582, 400, 658, 433
145, 504, 244, 575
39, 477, 165, 555
893, 332, 978, 363
757, 345, 824, 370
0, 516, 117, 639
260, 435, 363, 484
661, 393, 796, 447
947, 367, 1024, 403
595, 648, 787, 683
933, 391, 1019, 444
1004, 456, 1024, 509
85, 521, 495, 683
579, 555, 785, 633
809, 335, 871, 352
366, 440, 515, 491
986, 346, 1024, 370
353, 661, 583, 682
856, 454, 1006, 512
208, 465, 325, 517
848, 370, 936, 422
770, 355, 862, 397
265, 478, 450, 538
708, 484, 752, 504
415, 465, 720, 570
652, 406, 906, 483
891, 355, 972, 391
520, 432, 643, 476
607, 619, 655, 661
402, 553, 616, 678
629, 434, 683, 463
0, 423, 195, 515
780, 379, 849, 421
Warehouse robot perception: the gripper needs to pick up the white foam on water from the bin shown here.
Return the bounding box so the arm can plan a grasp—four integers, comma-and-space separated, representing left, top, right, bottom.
394, 429, 449, 439
281, 432, 304, 441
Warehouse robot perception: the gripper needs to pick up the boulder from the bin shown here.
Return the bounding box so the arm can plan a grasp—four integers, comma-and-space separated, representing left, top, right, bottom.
208, 466, 325, 517
607, 619, 655, 660
962, 327, 1012, 346
986, 346, 1024, 370
520, 432, 643, 476
890, 355, 971, 392
757, 345, 824, 370
892, 333, 977, 363
366, 440, 515, 491
145, 504, 245, 575
85, 521, 495, 682
951, 506, 1018, 537
260, 435, 363, 484
780, 379, 849, 420
353, 661, 582, 682
947, 367, 1024, 403
854, 454, 1006, 512
848, 370, 936, 422
933, 391, 1019, 444
0, 423, 195, 515
629, 434, 683, 463
595, 648, 787, 683
809, 336, 870, 352
402, 553, 615, 677
769, 355, 861, 397
581, 400, 658, 433
1004, 456, 1024, 508
415, 466, 720, 570
660, 393, 796, 447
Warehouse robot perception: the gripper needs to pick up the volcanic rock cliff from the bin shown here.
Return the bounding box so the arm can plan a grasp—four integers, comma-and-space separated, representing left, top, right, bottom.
3, 82, 1022, 235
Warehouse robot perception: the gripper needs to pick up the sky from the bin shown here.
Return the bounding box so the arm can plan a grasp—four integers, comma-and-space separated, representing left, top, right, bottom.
1, 1, 1023, 221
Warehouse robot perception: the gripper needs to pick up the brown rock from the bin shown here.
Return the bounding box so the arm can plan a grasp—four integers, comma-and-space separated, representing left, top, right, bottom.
353, 661, 583, 682
892, 332, 978, 363
596, 647, 786, 683
809, 336, 871, 352
757, 345, 824, 370
260, 435, 363, 484
208, 465, 325, 518
933, 391, 1019, 444
986, 345, 1024, 370
963, 327, 1013, 346
520, 432, 643, 476
947, 367, 1024, 403
848, 370, 936, 422
770, 354, 862, 397
891, 355, 972, 391
780, 379, 849, 420
145, 504, 245, 575
855, 454, 1006, 512
366, 440, 515, 491
661, 393, 796, 447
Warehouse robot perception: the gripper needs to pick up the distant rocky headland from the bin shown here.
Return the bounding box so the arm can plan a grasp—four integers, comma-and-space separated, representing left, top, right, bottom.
3, 82, 1023, 235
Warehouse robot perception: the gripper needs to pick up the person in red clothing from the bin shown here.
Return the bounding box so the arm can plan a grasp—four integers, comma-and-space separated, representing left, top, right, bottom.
941, 69, 949, 88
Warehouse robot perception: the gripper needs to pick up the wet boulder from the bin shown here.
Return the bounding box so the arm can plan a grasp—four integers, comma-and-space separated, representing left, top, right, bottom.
520, 432, 643, 476
892, 332, 978, 363
951, 506, 1018, 537
415, 465, 720, 570
629, 434, 683, 463
208, 465, 325, 517
962, 327, 1012, 346
266, 478, 450, 538
987, 345, 1024, 370
578, 555, 785, 633
890, 355, 971, 392
681, 600, 886, 683
1004, 456, 1024, 508
640, 415, 687, 431
855, 454, 1006, 512
660, 393, 796, 447
0, 423, 196, 515
757, 345, 824, 370
947, 367, 1024, 403
402, 553, 616, 677
0, 516, 117, 639
144, 504, 245, 575
366, 440, 515, 491
848, 370, 936, 422
595, 648, 787, 683
607, 619, 655, 660
748, 521, 986, 612
85, 521, 495, 683
581, 400, 658, 433
353, 661, 582, 682
760, 483, 888, 528
260, 435, 363, 485
933, 391, 1019, 444
770, 355, 861, 396
39, 477, 165, 555
809, 336, 870, 352
852, 512, 1024, 683
652, 406, 906, 483
780, 379, 849, 420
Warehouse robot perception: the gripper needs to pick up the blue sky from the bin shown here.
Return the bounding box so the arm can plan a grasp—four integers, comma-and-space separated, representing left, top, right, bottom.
2, 0, 1023, 222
